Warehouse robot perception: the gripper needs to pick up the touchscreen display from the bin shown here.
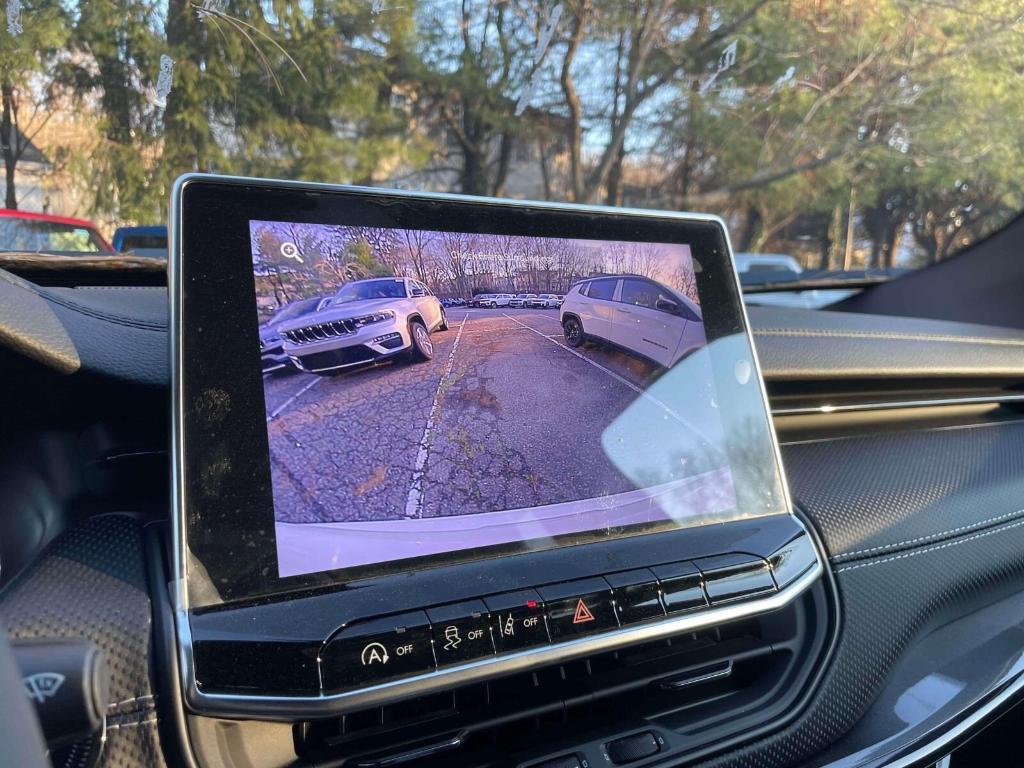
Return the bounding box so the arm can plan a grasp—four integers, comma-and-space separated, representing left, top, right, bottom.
249, 221, 740, 579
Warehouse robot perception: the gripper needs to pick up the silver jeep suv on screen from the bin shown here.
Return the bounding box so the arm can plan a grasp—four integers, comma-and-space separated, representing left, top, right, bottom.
278, 277, 448, 374
559, 275, 705, 368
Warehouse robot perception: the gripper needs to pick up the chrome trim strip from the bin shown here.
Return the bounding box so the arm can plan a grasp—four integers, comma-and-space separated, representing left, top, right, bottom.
355, 734, 465, 767
177, 561, 820, 720
658, 660, 733, 690
169, 173, 818, 719
773, 393, 1024, 417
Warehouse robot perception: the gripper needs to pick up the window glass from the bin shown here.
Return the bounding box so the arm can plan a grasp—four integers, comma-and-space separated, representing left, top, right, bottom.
587, 279, 617, 301
619, 279, 658, 308
656, 290, 699, 321
122, 235, 166, 249
332, 279, 406, 303
0, 219, 104, 253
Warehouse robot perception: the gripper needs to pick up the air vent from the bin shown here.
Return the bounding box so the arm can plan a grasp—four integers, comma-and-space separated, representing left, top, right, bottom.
296, 586, 831, 767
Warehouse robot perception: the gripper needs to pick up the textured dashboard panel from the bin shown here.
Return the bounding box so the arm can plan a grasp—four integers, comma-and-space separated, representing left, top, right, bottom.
748, 305, 1024, 381
783, 421, 1024, 564
698, 512, 1024, 768
0, 514, 166, 768
43, 286, 168, 388
693, 419, 1024, 767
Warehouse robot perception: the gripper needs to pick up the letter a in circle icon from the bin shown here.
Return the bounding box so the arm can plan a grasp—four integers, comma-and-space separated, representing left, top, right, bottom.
573, 598, 595, 624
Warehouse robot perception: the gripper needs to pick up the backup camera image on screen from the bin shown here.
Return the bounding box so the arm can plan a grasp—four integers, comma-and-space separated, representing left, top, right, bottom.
250, 220, 738, 578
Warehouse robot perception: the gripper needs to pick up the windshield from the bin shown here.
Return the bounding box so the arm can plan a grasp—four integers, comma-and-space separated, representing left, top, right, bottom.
0, 217, 106, 253
266, 296, 320, 325
4, 2, 1022, 281
331, 279, 407, 303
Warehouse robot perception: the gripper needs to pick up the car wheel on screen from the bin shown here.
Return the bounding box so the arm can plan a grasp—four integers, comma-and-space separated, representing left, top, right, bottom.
407, 320, 434, 362
563, 317, 585, 347
489, 301, 497, 308
438, 308, 449, 331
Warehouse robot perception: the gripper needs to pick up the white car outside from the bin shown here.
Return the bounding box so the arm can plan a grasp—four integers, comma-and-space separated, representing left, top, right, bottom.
734, 252, 802, 279
559, 275, 704, 368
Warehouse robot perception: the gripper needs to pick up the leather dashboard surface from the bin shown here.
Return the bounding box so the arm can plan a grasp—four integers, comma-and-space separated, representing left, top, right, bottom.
6, 418, 1024, 768
695, 418, 1024, 767
5, 273, 1024, 766
749, 305, 1024, 381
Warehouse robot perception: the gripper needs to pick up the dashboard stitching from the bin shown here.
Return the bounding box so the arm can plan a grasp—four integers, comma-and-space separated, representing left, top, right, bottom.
37, 292, 168, 330
107, 694, 156, 709
835, 517, 1024, 573
105, 716, 159, 730
753, 328, 1024, 346
833, 507, 1024, 561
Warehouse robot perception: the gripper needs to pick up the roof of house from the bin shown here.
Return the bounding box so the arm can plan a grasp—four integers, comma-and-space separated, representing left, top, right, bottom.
14, 129, 47, 165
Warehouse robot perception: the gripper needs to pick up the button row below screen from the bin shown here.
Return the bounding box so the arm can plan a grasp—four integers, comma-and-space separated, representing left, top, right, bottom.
320, 554, 779, 692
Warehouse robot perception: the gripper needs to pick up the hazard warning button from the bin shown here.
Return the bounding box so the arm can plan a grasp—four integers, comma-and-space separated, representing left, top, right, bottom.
538, 579, 619, 640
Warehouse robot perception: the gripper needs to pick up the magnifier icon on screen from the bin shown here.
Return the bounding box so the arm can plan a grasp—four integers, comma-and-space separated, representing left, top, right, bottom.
280, 242, 303, 263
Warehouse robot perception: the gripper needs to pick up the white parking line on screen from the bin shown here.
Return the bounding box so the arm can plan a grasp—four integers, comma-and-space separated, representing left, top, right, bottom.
502, 313, 684, 422
266, 376, 324, 423
405, 314, 469, 518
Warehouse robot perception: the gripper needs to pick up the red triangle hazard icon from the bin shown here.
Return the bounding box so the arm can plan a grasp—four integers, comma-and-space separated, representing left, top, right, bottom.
573, 598, 595, 624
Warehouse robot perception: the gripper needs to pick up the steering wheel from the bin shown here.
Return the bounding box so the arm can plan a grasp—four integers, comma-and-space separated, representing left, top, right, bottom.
0, 626, 48, 768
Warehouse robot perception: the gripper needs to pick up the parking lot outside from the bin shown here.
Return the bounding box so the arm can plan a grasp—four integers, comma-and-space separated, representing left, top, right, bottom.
265, 307, 662, 524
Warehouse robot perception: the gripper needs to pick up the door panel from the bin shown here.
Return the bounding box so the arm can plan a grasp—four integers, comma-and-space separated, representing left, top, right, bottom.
612, 279, 685, 367
582, 279, 618, 341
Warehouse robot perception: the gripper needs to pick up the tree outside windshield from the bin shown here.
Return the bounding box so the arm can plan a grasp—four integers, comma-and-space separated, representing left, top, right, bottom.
3, 1, 1023, 270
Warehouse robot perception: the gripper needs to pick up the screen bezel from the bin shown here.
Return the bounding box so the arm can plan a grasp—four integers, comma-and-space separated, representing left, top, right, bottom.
171, 174, 791, 608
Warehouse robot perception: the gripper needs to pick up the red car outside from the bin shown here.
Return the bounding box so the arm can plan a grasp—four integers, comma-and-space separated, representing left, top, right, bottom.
0, 209, 113, 254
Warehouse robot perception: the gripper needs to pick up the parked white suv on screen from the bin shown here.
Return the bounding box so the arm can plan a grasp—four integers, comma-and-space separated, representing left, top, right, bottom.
278, 277, 447, 374
559, 275, 705, 368
485, 293, 513, 307
534, 293, 561, 308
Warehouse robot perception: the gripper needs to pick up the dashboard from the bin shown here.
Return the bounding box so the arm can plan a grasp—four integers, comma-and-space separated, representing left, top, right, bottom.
171, 178, 823, 757
1, 177, 1024, 768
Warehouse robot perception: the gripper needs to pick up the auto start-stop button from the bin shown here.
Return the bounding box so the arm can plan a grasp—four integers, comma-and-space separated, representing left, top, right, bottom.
320, 611, 435, 692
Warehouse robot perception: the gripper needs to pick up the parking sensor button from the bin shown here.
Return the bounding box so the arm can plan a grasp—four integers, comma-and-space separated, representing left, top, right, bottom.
694, 554, 776, 604
485, 590, 550, 652
652, 561, 708, 614
605, 569, 665, 625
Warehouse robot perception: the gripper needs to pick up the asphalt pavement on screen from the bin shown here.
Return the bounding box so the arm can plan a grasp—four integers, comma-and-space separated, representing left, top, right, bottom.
263, 308, 659, 524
